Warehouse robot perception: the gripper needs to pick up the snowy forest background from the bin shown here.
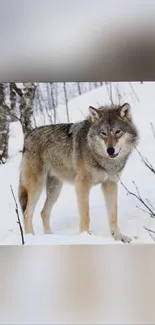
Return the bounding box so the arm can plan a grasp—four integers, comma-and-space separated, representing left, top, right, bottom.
0, 81, 138, 165
0, 82, 102, 163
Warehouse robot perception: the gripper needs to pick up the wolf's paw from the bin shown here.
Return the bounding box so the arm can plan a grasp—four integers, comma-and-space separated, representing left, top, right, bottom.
80, 229, 92, 235
82, 230, 92, 235
112, 230, 131, 243
120, 234, 131, 243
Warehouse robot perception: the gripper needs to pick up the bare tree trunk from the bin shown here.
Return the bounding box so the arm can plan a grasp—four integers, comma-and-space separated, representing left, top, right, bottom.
109, 82, 113, 104
0, 83, 9, 163
9, 83, 17, 121
35, 84, 46, 125
55, 83, 58, 107
93, 82, 98, 88
115, 83, 122, 105
11, 83, 36, 135
46, 83, 53, 124
50, 83, 57, 124
77, 82, 82, 95
89, 82, 92, 91
37, 83, 52, 124
105, 82, 114, 105
63, 82, 69, 122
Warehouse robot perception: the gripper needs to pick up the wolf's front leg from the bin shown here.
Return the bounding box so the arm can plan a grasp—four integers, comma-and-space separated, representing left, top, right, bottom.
102, 181, 131, 243
75, 174, 90, 233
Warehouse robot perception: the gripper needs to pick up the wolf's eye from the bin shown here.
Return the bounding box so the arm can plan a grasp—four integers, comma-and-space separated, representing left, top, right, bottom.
100, 131, 107, 137
115, 129, 122, 135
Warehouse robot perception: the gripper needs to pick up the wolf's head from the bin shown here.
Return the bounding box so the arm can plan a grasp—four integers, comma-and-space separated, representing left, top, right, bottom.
87, 103, 139, 159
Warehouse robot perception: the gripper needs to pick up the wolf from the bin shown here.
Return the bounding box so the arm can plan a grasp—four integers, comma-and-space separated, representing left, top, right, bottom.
18, 102, 139, 242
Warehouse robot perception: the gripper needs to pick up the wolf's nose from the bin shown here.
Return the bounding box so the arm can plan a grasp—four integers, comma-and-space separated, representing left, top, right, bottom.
107, 147, 115, 156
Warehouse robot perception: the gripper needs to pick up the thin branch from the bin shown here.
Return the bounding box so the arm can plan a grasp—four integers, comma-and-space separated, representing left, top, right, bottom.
135, 147, 155, 175
0, 104, 21, 122
105, 82, 114, 105
133, 181, 141, 198
10, 185, 25, 245
135, 121, 155, 175
129, 82, 140, 102
119, 177, 155, 218
144, 226, 155, 234
136, 205, 151, 216
115, 83, 123, 106
144, 227, 155, 242
96, 100, 103, 108
146, 198, 155, 213
145, 157, 155, 171
132, 180, 155, 216
148, 232, 155, 242
150, 122, 155, 138
78, 108, 87, 119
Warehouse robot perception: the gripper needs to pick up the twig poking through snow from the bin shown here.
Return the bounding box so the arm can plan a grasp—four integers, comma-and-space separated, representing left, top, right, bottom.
135, 122, 155, 175
146, 198, 155, 212
135, 147, 155, 175
136, 205, 151, 216
144, 226, 155, 242
119, 178, 155, 218
144, 226, 155, 234
10, 185, 25, 245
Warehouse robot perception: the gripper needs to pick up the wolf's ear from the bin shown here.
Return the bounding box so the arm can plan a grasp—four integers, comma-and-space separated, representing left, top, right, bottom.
119, 103, 132, 121
89, 106, 100, 122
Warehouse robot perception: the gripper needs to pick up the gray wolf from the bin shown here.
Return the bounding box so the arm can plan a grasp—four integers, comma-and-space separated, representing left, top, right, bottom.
18, 102, 139, 242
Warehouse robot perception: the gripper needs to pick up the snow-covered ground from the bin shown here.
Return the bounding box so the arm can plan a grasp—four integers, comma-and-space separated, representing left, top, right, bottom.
1, 82, 155, 245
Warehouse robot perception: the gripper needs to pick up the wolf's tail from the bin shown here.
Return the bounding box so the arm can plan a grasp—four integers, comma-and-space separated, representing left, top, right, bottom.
18, 179, 28, 214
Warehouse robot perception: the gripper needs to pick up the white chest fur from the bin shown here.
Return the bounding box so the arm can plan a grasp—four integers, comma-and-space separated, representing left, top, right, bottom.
91, 167, 120, 186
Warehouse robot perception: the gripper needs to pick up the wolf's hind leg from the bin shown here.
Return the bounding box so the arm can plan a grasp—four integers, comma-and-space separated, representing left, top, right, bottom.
41, 175, 63, 234
23, 176, 44, 235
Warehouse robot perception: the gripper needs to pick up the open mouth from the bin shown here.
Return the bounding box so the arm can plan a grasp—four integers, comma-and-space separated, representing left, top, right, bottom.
108, 152, 119, 158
